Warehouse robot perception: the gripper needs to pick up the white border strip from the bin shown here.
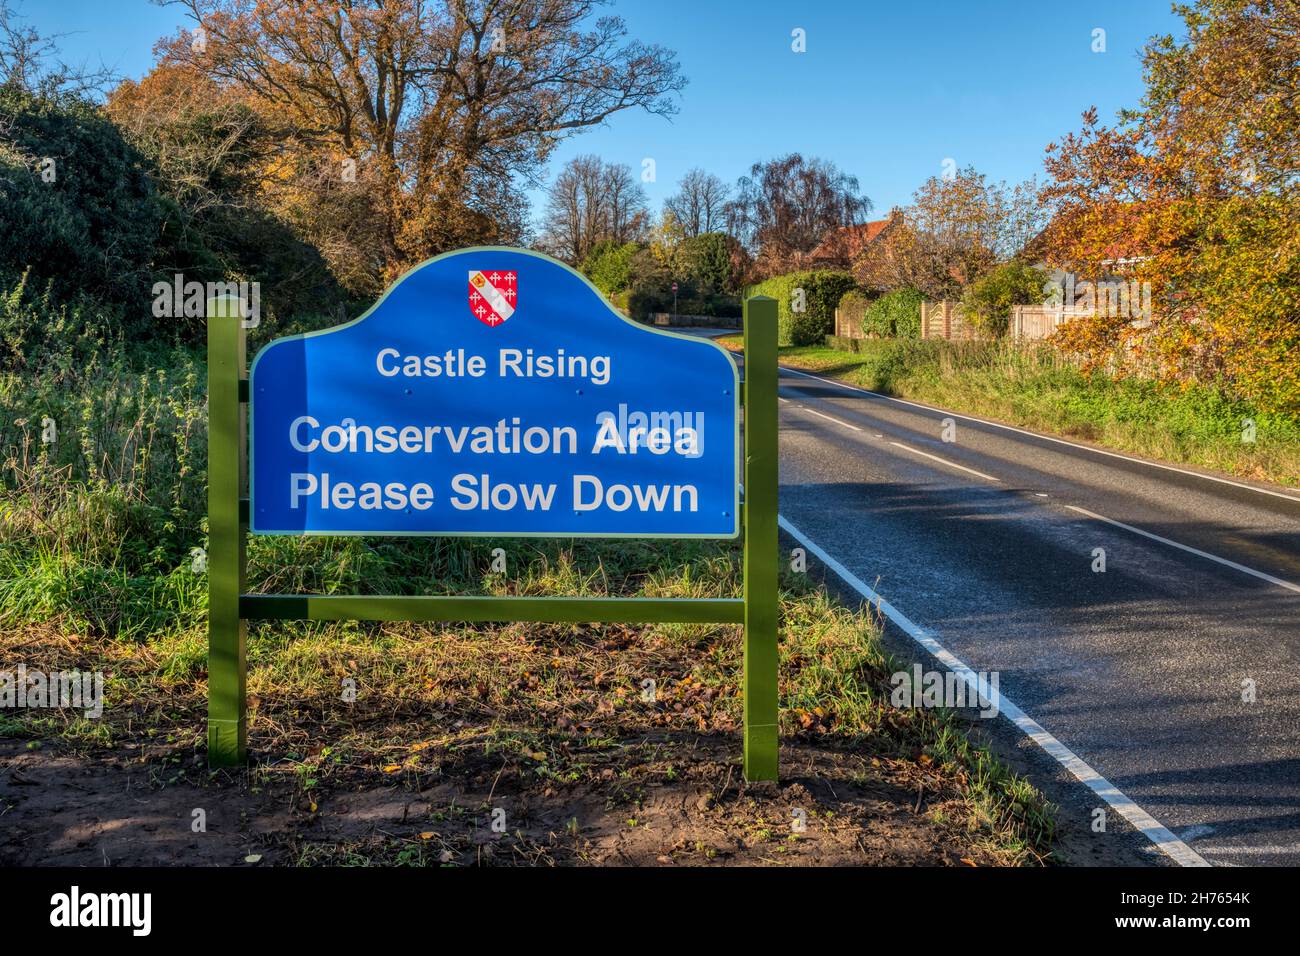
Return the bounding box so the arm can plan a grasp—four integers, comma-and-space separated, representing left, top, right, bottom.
779, 366, 1300, 505
779, 513, 1211, 868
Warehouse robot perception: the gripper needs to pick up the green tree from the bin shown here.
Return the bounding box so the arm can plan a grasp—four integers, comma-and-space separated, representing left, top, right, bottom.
961, 262, 1047, 337
677, 232, 739, 296
580, 240, 640, 297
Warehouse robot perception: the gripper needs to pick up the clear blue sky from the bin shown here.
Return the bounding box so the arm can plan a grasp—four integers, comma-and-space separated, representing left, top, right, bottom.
18, 0, 1185, 220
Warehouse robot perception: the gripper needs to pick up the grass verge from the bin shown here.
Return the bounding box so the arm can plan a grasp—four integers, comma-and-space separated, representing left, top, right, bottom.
0, 537, 1056, 867
715, 335, 1300, 487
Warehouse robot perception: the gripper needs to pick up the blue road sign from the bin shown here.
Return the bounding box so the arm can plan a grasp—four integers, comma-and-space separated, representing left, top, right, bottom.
250, 247, 739, 537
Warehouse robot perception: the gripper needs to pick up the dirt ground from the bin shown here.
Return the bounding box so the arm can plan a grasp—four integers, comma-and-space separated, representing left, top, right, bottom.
1, 732, 1015, 867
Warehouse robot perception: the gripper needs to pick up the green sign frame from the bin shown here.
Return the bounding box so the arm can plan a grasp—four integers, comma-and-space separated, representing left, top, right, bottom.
205, 290, 780, 781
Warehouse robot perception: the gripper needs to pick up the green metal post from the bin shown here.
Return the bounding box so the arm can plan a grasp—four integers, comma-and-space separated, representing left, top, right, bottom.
207, 296, 248, 767
742, 295, 779, 782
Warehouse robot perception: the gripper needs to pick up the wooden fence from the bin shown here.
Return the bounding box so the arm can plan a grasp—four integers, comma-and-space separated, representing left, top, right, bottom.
1009, 305, 1092, 340
921, 302, 1093, 341
919, 301, 981, 341
833, 298, 868, 339
833, 299, 1089, 343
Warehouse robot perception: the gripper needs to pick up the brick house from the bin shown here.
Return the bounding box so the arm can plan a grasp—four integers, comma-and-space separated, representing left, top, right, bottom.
809, 209, 904, 271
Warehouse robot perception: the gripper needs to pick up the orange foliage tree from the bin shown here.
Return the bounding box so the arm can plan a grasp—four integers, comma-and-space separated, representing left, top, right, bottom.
1042, 0, 1300, 414
133, 0, 683, 293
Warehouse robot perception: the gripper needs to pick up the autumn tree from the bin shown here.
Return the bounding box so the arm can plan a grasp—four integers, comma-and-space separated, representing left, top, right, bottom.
726, 153, 871, 277
853, 169, 1045, 299
664, 167, 729, 237
541, 153, 648, 263
158, 0, 684, 283
1042, 0, 1300, 412
105, 61, 357, 320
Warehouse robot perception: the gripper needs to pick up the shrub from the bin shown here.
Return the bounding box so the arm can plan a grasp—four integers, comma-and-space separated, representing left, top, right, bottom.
862, 288, 924, 339
961, 262, 1048, 337
748, 270, 859, 346
0, 87, 164, 328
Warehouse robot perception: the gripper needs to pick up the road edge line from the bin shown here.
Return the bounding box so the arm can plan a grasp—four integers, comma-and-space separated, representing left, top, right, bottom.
778, 513, 1212, 868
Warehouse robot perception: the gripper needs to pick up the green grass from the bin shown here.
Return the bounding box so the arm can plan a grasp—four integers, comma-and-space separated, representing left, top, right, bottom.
717, 335, 1300, 486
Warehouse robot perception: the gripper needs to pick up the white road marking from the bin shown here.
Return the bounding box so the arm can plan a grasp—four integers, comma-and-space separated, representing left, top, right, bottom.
778, 513, 1211, 868
1177, 824, 1216, 841
888, 442, 1000, 482
779, 366, 1300, 505
1066, 505, 1300, 595
802, 407, 862, 432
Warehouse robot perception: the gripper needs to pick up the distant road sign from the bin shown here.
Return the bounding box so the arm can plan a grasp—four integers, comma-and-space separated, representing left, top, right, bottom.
250, 247, 739, 537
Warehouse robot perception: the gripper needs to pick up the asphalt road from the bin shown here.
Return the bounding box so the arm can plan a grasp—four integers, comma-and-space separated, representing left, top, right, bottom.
718, 337, 1300, 867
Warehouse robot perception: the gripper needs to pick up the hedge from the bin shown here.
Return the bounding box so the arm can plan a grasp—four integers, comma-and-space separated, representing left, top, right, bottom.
861, 288, 924, 339
747, 270, 859, 346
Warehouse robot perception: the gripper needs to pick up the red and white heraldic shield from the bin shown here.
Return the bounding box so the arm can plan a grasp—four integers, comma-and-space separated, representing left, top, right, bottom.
467, 270, 517, 326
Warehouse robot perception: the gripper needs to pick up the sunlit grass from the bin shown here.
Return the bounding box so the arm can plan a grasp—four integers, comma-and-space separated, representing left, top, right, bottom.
717, 335, 1300, 486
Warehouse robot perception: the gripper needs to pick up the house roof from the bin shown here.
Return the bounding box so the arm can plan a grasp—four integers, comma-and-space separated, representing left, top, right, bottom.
810, 215, 898, 261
